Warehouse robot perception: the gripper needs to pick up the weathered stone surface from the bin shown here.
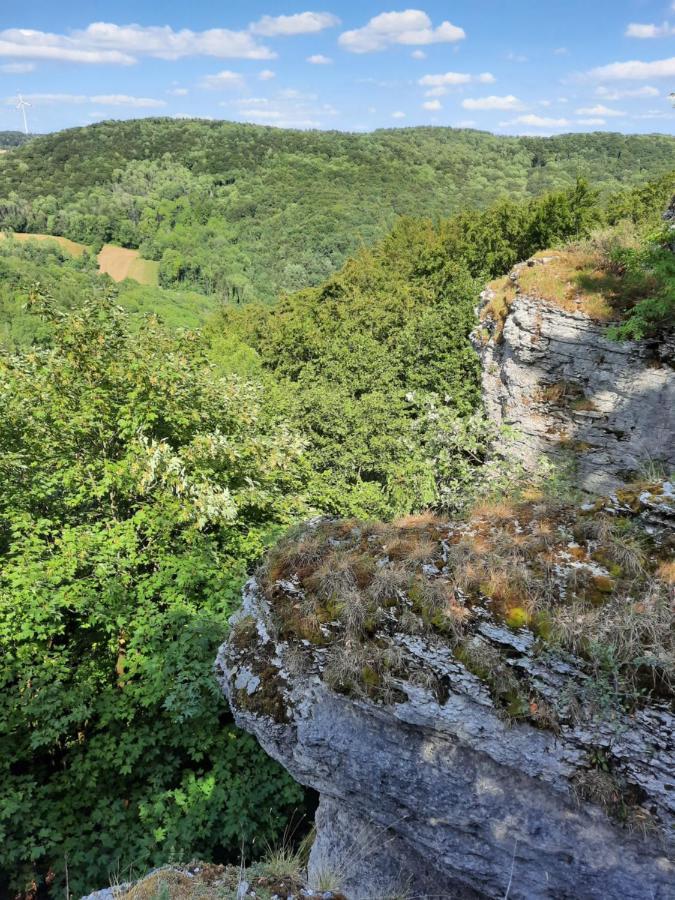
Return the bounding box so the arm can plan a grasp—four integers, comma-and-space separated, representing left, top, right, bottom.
217, 572, 675, 900
473, 262, 675, 495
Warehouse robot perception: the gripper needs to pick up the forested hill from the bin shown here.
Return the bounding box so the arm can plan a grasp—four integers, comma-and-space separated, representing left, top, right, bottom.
2, 118, 674, 301
0, 131, 32, 150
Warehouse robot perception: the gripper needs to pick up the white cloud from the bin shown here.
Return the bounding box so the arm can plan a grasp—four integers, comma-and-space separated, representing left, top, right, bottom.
625, 22, 675, 39
418, 71, 494, 98
392, 110, 406, 118
200, 70, 245, 90
411, 49, 426, 59
554, 47, 568, 56
339, 11, 465, 53
596, 84, 659, 100
633, 109, 671, 120
588, 56, 675, 80
576, 104, 624, 117
227, 90, 329, 130
6, 92, 165, 107
167, 87, 188, 96
259, 69, 276, 80
0, 61, 35, 73
422, 99, 441, 110
462, 94, 523, 110
250, 12, 340, 37
236, 108, 320, 128
506, 51, 528, 63
92, 94, 166, 107
577, 117, 606, 125
278, 88, 317, 100
513, 114, 570, 127
455, 119, 476, 128
0, 23, 275, 66
307, 54, 332, 64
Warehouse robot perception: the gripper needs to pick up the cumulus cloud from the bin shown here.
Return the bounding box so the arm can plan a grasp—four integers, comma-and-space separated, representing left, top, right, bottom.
625, 22, 675, 39
6, 92, 166, 107
200, 70, 245, 89
167, 86, 188, 96
250, 12, 340, 37
0, 23, 275, 65
575, 104, 624, 117
577, 117, 606, 126
422, 99, 441, 110
392, 110, 406, 118
462, 94, 523, 110
596, 84, 659, 100
512, 114, 570, 127
588, 56, 675, 80
259, 69, 276, 80
307, 54, 332, 64
411, 49, 426, 59
340, 10, 465, 53
418, 71, 494, 97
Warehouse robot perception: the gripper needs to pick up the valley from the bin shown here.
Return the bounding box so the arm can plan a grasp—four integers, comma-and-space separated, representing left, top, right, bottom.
0, 112, 673, 900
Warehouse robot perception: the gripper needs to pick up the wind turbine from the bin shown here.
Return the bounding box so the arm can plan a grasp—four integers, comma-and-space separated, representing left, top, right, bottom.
16, 94, 31, 135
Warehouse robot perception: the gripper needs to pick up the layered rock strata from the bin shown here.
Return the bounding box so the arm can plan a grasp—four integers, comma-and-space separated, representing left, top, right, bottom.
474, 259, 674, 495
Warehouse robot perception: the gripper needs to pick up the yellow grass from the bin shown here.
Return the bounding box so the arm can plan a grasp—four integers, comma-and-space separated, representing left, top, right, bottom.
97, 245, 160, 286
1, 231, 87, 257
518, 250, 620, 321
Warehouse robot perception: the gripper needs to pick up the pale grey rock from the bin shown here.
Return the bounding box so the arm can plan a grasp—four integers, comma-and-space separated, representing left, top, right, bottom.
473, 261, 675, 495
217, 578, 675, 900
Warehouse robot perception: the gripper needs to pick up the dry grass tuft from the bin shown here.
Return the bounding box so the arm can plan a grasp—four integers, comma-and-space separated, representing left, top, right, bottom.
258, 478, 673, 715
517, 248, 657, 322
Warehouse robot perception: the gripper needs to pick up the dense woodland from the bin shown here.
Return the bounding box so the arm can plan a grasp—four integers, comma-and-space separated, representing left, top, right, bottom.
0, 132, 31, 150
0, 120, 674, 897
1, 119, 675, 300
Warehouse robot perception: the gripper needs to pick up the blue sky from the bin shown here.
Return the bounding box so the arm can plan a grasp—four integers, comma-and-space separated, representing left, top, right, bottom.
1, 1, 674, 135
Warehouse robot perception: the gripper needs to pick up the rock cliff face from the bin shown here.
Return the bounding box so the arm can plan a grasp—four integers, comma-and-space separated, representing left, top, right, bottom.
218, 222, 675, 898
474, 259, 674, 495
217, 489, 674, 900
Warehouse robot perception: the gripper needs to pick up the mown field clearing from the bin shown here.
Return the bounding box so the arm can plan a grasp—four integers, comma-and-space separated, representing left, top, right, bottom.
1, 233, 159, 285
1, 231, 87, 257
97, 245, 159, 285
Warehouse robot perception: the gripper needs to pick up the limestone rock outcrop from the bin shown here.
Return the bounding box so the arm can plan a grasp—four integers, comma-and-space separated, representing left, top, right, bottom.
217, 495, 675, 900
473, 258, 674, 495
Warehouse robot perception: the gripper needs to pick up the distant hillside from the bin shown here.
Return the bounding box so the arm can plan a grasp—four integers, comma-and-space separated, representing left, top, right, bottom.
1, 118, 674, 301
0, 131, 32, 150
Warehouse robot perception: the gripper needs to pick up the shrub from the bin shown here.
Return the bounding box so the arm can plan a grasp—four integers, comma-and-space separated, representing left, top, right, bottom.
0, 293, 307, 897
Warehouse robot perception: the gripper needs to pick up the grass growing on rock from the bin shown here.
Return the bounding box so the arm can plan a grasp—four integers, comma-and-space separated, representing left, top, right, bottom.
257, 480, 674, 717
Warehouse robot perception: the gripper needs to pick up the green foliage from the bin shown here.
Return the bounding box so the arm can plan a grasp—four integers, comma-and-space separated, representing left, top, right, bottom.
0, 294, 307, 897
1, 119, 674, 301
0, 238, 218, 348
0, 132, 31, 150
1, 124, 673, 898
606, 226, 675, 340
216, 180, 604, 518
